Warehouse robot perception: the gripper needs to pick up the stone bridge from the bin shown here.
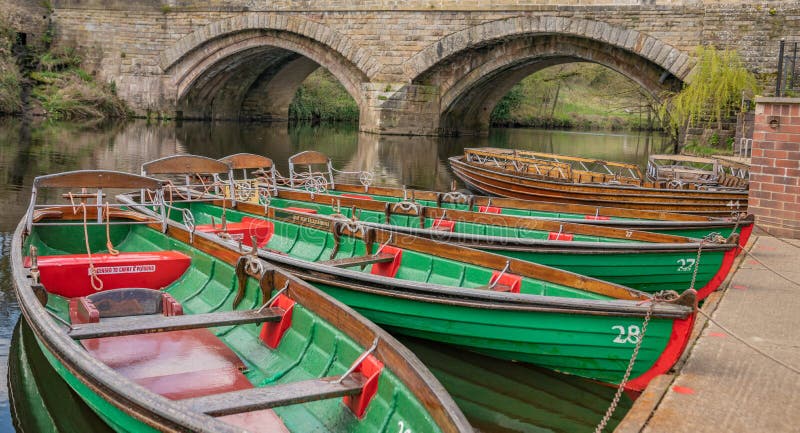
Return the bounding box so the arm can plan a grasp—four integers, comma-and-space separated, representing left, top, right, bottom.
35, 1, 800, 135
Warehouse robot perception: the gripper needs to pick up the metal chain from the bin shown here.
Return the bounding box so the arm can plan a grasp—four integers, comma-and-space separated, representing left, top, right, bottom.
689, 232, 724, 291
594, 297, 658, 433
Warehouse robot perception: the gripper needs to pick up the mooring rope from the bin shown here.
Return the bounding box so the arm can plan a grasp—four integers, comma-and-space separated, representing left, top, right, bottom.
81, 203, 103, 291
104, 203, 120, 256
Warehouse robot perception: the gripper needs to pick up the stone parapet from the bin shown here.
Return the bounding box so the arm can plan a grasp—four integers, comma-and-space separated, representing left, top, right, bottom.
750, 97, 800, 239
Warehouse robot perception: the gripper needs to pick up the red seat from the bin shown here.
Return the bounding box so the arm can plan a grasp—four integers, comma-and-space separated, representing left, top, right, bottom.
73, 290, 290, 432
431, 219, 456, 232
489, 271, 522, 293
196, 217, 274, 247
370, 246, 403, 278
478, 206, 502, 214
584, 214, 611, 221
25, 251, 191, 298
548, 232, 574, 241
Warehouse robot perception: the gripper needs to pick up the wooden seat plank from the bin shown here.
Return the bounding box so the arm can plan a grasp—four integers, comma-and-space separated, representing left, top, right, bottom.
318, 253, 395, 268
68, 308, 283, 340
180, 375, 364, 416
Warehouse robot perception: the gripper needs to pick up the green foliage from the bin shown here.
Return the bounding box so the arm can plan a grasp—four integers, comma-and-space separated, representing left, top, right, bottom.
659, 46, 758, 133
490, 63, 659, 130
490, 83, 524, 121
0, 16, 22, 114
683, 143, 734, 156
38, 48, 81, 72
289, 69, 359, 122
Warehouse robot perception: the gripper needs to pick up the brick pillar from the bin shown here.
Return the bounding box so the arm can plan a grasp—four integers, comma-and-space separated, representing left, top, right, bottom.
750, 97, 800, 239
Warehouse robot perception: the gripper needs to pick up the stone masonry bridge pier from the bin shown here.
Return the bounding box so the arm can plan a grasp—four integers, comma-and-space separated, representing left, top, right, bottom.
46, 1, 799, 135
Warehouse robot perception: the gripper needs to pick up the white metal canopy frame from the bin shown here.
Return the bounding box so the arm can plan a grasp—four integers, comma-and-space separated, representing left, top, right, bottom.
24, 170, 169, 235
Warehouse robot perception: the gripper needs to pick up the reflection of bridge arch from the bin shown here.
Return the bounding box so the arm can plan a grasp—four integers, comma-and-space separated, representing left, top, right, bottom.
405, 17, 691, 135
161, 14, 378, 120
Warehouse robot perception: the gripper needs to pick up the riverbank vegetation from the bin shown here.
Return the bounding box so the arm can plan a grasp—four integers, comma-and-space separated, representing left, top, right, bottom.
658, 46, 758, 151
0, 18, 22, 114
490, 63, 659, 131
0, 17, 128, 120
289, 69, 359, 122
29, 48, 128, 120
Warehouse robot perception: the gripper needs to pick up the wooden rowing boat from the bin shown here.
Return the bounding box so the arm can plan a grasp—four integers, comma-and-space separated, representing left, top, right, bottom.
225, 186, 739, 300
232, 151, 753, 243
210, 153, 742, 300
12, 169, 471, 433
128, 155, 700, 391
448, 148, 748, 215
646, 154, 749, 189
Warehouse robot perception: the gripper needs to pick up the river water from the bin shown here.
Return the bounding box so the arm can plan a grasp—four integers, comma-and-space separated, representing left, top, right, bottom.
0, 117, 670, 433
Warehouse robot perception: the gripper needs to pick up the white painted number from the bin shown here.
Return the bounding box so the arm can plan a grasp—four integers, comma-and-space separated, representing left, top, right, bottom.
612, 325, 641, 344
397, 421, 412, 433
676, 258, 696, 272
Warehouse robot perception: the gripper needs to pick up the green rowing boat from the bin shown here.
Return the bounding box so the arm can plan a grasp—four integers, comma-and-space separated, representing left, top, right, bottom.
127, 155, 700, 391
224, 151, 754, 244
218, 153, 740, 300
12, 170, 470, 433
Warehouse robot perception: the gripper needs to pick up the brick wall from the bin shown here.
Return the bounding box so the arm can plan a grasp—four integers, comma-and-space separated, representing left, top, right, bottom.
750, 97, 800, 239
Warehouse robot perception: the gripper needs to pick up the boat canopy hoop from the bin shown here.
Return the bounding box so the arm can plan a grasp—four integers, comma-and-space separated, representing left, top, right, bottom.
25, 170, 166, 234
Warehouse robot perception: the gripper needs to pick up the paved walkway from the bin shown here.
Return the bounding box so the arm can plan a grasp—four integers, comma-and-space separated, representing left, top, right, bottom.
619, 235, 800, 433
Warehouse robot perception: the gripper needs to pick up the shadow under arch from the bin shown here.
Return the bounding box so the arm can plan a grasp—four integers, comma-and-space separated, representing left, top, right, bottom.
160, 15, 377, 121
404, 16, 690, 135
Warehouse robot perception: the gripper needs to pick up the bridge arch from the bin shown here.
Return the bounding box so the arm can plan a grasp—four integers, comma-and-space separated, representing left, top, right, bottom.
160, 14, 379, 120
404, 16, 694, 135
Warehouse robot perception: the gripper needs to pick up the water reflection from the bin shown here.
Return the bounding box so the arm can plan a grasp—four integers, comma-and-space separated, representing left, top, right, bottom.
0, 118, 667, 432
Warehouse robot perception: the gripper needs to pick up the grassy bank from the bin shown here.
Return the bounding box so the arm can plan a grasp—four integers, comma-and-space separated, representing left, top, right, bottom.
490, 63, 659, 131
0, 17, 128, 120
0, 18, 22, 114
29, 48, 128, 120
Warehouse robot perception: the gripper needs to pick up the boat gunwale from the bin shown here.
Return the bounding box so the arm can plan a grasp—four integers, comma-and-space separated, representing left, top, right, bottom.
121, 196, 694, 320
328, 182, 726, 222
242, 190, 739, 253
15, 210, 472, 433
265, 189, 703, 245
11, 218, 245, 433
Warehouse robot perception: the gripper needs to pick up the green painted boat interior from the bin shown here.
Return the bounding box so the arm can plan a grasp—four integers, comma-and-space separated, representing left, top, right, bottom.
154, 202, 683, 385
267, 196, 640, 244
166, 201, 612, 301
24, 222, 442, 433
323, 188, 638, 221
225, 198, 724, 294
322, 189, 740, 239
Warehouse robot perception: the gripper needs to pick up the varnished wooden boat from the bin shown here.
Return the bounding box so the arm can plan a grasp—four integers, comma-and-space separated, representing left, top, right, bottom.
646, 154, 749, 189
125, 155, 701, 391
449, 147, 748, 216
231, 151, 753, 243
12, 170, 471, 433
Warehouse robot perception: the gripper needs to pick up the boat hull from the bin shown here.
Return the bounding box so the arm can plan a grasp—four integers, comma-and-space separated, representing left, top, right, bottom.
320, 183, 753, 249
449, 156, 747, 216
232, 195, 736, 299
304, 278, 694, 391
